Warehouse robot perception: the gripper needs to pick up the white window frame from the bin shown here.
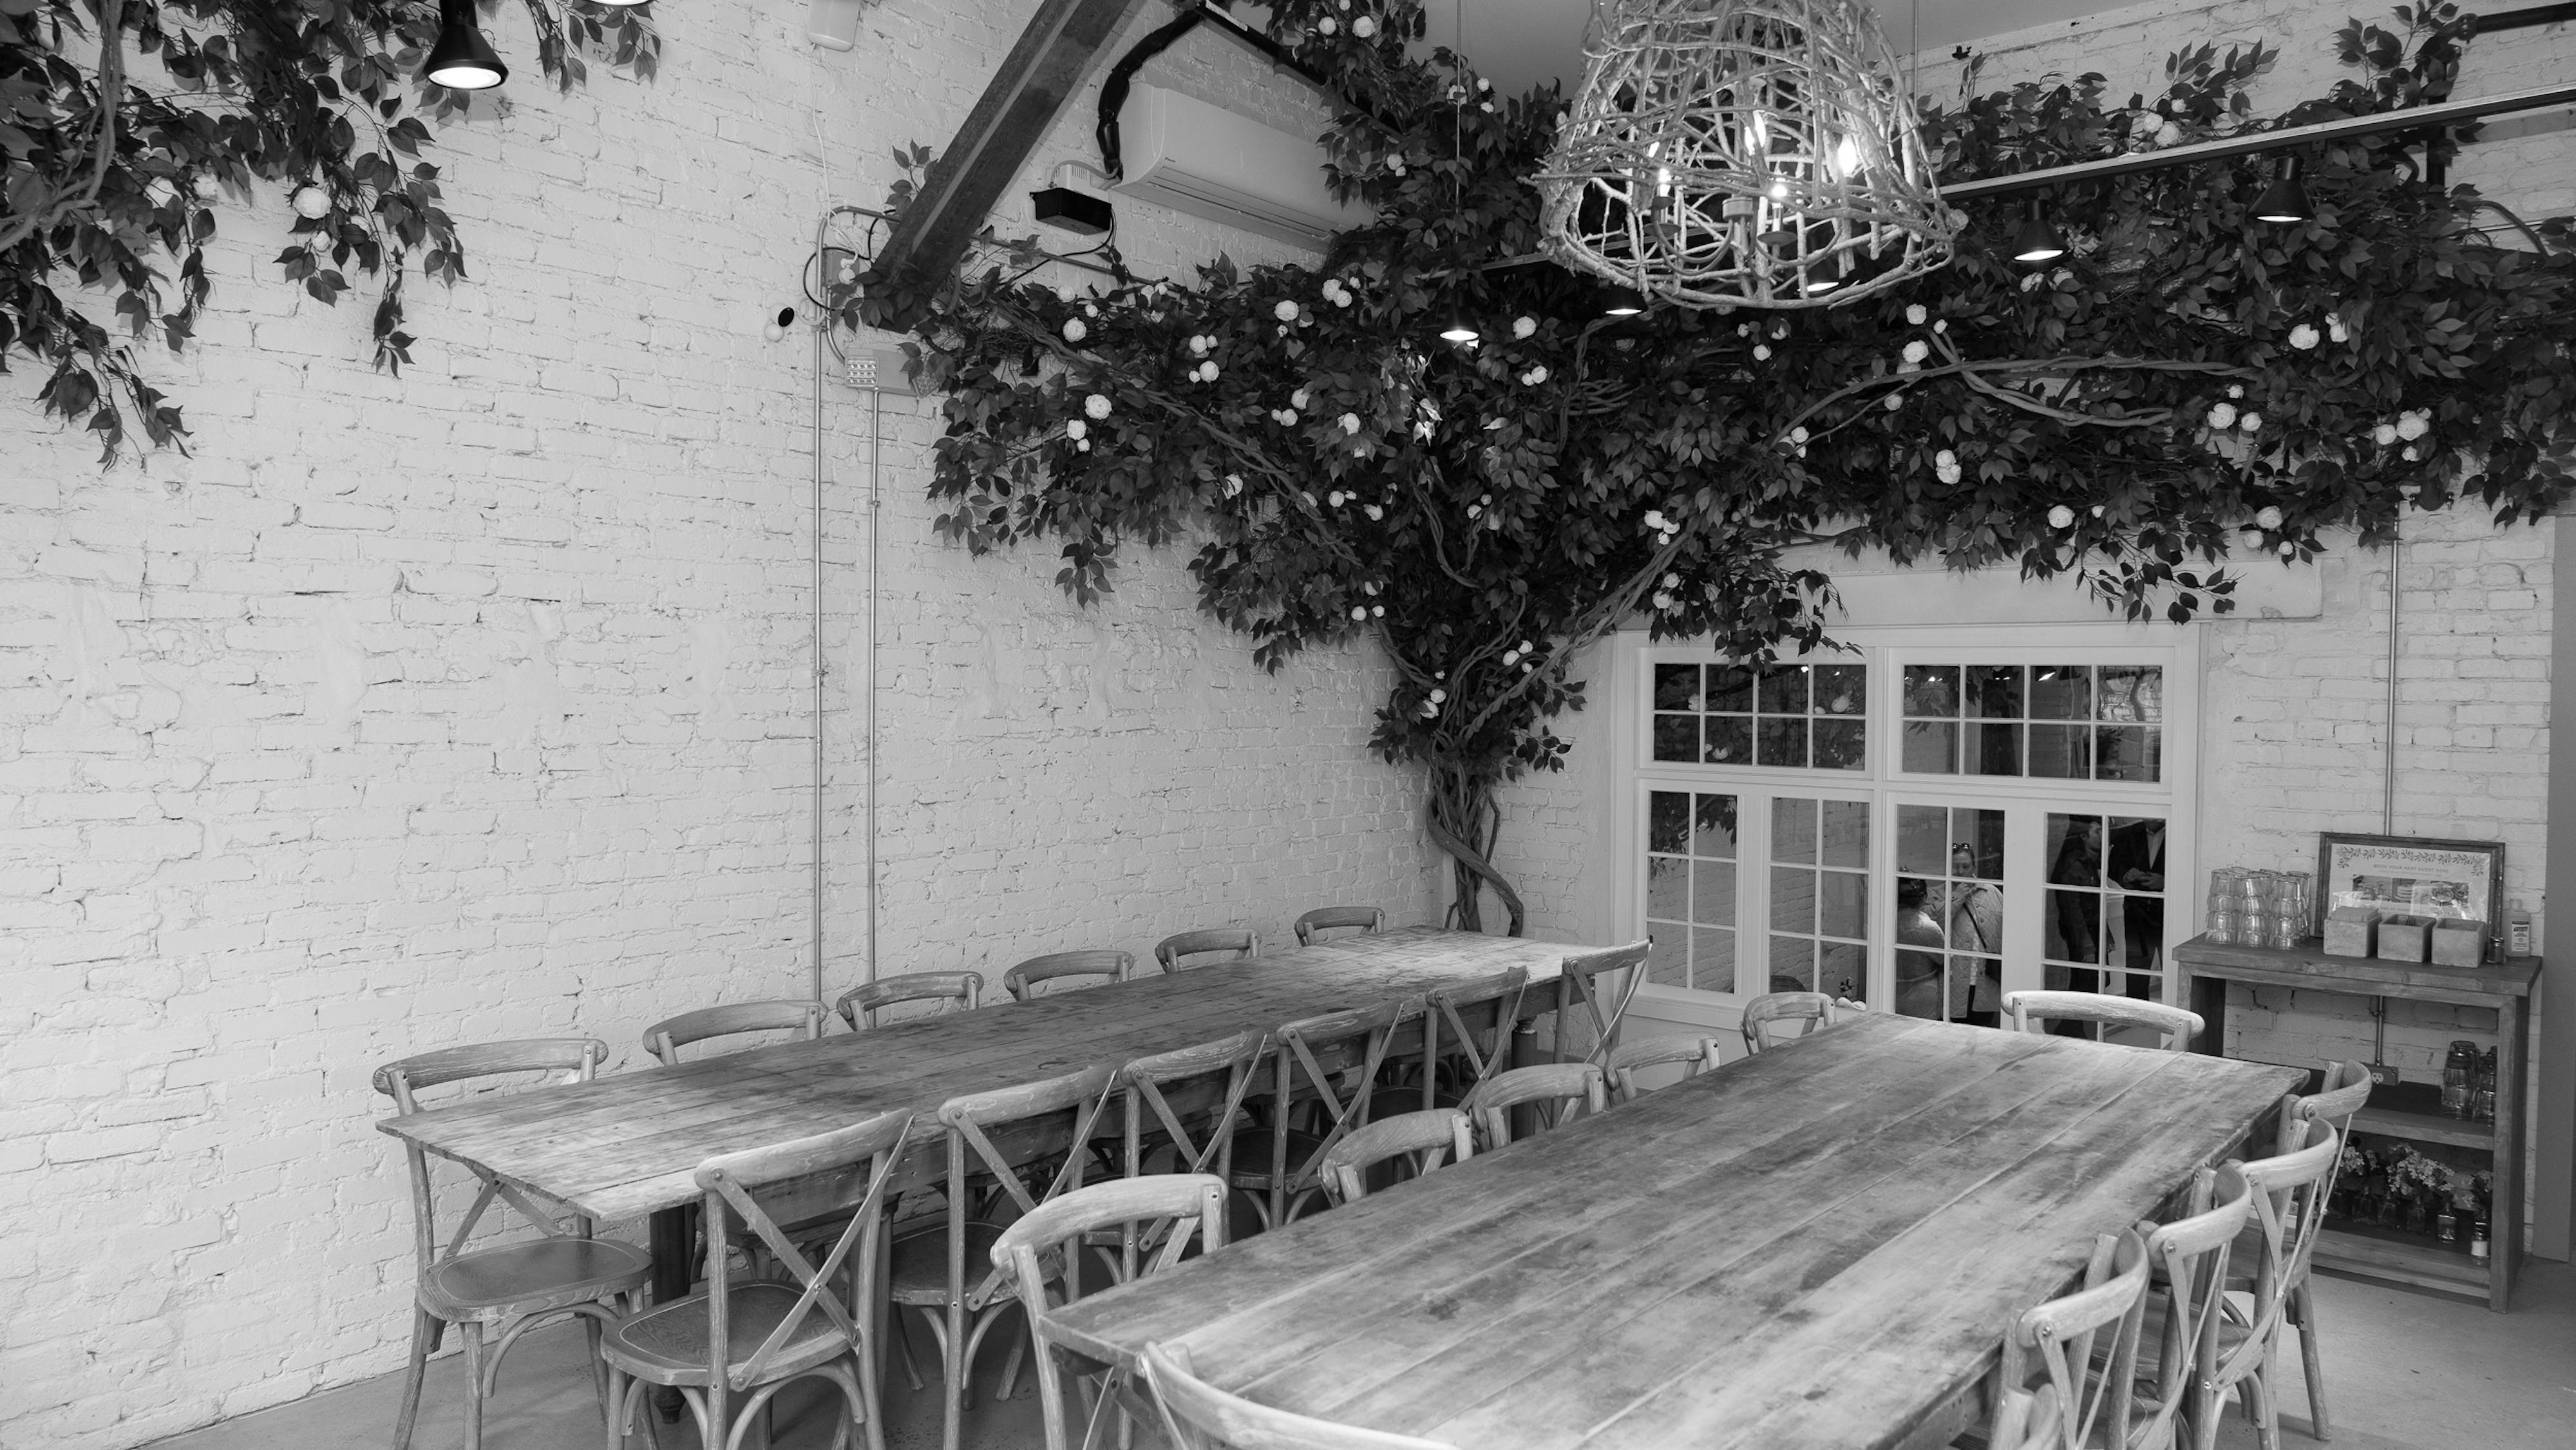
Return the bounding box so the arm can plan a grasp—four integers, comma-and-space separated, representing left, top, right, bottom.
1611, 623, 2200, 1019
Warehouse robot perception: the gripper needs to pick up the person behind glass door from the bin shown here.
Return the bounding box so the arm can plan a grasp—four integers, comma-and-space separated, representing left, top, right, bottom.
2106, 818, 2166, 998
1894, 877, 1944, 1020
1942, 842, 2003, 1025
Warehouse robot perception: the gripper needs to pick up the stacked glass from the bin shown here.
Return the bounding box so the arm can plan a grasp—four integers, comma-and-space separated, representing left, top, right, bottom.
2205, 868, 2249, 944
2204, 869, 2312, 948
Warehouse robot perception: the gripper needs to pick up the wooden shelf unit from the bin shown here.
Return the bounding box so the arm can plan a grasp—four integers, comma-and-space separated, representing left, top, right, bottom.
2174, 935, 2540, 1311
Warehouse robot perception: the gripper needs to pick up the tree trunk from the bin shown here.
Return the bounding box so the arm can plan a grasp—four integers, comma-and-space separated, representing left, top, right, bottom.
1424, 767, 1524, 936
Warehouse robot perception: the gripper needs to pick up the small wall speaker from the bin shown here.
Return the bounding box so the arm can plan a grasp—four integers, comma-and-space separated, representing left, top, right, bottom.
806, 0, 864, 51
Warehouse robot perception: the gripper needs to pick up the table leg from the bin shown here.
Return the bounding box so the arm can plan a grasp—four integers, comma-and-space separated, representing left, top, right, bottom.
649, 1203, 696, 1422
1509, 1021, 1540, 1142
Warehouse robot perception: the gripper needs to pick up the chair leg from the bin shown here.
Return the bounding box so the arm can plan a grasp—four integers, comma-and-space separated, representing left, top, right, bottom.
2293, 1279, 2331, 1441
603, 1367, 629, 1450
585, 1306, 611, 1426
394, 1306, 438, 1450
459, 1320, 487, 1450
942, 1292, 967, 1450
890, 1306, 927, 1391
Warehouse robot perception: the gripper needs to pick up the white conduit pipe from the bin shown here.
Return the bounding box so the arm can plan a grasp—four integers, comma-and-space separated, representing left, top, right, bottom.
2386, 528, 2402, 834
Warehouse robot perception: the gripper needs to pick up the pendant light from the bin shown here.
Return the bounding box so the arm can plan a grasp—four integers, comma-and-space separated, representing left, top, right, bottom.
426, 0, 507, 90
2252, 155, 2312, 224
1439, 320, 1481, 344
1535, 0, 1956, 309
1600, 285, 1648, 316
2010, 198, 2067, 263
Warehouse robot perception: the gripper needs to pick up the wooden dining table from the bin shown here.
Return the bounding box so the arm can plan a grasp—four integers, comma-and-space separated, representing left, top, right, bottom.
1046, 1011, 2306, 1450
377, 925, 1579, 1304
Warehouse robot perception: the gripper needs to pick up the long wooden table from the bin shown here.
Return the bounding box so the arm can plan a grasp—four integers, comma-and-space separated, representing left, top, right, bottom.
1047, 1011, 2304, 1450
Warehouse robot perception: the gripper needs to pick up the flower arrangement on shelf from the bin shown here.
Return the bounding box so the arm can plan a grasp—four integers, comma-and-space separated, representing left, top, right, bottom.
2345, 1143, 2494, 1241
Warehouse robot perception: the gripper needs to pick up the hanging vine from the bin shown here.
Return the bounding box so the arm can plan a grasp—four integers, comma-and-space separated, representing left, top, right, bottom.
869, 1, 2575, 933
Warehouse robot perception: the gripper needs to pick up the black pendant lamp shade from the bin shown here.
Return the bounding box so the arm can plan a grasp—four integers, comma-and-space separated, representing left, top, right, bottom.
1439, 318, 1480, 343
2252, 155, 2312, 224
2011, 197, 2066, 263
428, 0, 508, 91
1600, 284, 1647, 316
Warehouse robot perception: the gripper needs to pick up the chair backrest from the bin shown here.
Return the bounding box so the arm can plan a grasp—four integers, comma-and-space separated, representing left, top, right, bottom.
2136, 1165, 2257, 1447
1459, 1062, 1607, 1149
1141, 1340, 1461, 1450
835, 970, 982, 1030
1273, 997, 1418, 1189
1318, 1109, 1474, 1207
641, 999, 828, 1065
693, 1108, 912, 1394
1157, 928, 1261, 973
2220, 1124, 2342, 1392
2003, 990, 2204, 1051
1115, 1029, 1269, 1277
1005, 949, 1135, 1002
1421, 966, 1530, 1107
2278, 1059, 2372, 1155
1557, 940, 1651, 1067
937, 1064, 1120, 1306
1996, 1230, 2151, 1450
1739, 991, 1838, 1054
375, 1039, 611, 1276
1293, 906, 1386, 947
1604, 1035, 1725, 1105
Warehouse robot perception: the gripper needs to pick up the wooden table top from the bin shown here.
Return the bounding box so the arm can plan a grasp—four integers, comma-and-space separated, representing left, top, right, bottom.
1047, 1011, 2304, 1450
377, 927, 1577, 1222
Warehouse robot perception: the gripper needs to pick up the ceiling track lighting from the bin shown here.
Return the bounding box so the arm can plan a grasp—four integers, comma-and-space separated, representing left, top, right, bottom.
426, 0, 507, 90
2252, 155, 2313, 224
2011, 198, 2067, 264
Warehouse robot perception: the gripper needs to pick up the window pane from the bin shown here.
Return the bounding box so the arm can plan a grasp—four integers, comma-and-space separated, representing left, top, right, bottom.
1815, 664, 1865, 716
1819, 800, 1870, 868
1756, 716, 1809, 768
2096, 726, 2161, 782
1653, 714, 1697, 762
1904, 665, 1960, 718
1945, 882, 2002, 953
1692, 926, 1734, 991
1654, 663, 1701, 711
1692, 860, 1738, 926
1814, 718, 1866, 771
1772, 798, 1817, 863
1895, 877, 1944, 1018
1705, 665, 1757, 713
1771, 866, 1816, 933
1768, 935, 1815, 993
2048, 888, 2103, 963
1649, 790, 1690, 855
1703, 714, 1752, 765
2029, 723, 2091, 779
1820, 942, 1865, 1003
1645, 931, 1689, 987
2101, 666, 2163, 723
1692, 794, 1740, 858
1759, 666, 1810, 715
1819, 871, 1867, 939
1647, 857, 1688, 919
2031, 666, 2092, 720
1967, 665, 2024, 718
1964, 721, 2023, 776
1952, 810, 2005, 880
1902, 721, 1958, 774
1897, 804, 1947, 875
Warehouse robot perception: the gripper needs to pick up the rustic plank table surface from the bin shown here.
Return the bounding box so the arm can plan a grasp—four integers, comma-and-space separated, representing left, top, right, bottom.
1047, 1011, 2304, 1450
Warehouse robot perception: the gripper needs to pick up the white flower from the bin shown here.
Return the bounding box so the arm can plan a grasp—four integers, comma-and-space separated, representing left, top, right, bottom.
1502, 648, 1520, 665
1328, 490, 1346, 507
2021, 273, 2045, 293
2403, 444, 2422, 461
1350, 606, 1366, 620
2228, 385, 2245, 399
2396, 410, 2430, 441
1341, 412, 1363, 435
1224, 474, 1244, 497
1189, 334, 1210, 356
1479, 100, 1494, 113
1364, 504, 1383, 520
1486, 512, 1504, 529
1084, 394, 1112, 420
1065, 419, 1087, 440
1274, 300, 1300, 322
2240, 529, 2266, 549
1200, 362, 1221, 381
1075, 439, 1090, 452
2256, 506, 2284, 530
1353, 15, 1376, 37
2328, 314, 2350, 343
1291, 389, 1311, 410
1318, 15, 1336, 33
2374, 423, 2400, 446
192, 173, 222, 202
1651, 592, 1674, 611
1906, 304, 1928, 325
1275, 408, 1300, 426
1387, 154, 1406, 175
1513, 316, 1537, 339
2050, 268, 2073, 286
1063, 319, 1087, 343
1934, 450, 1962, 484
1466, 504, 1481, 519
2280, 542, 2297, 558
1428, 688, 1447, 704
1901, 339, 1929, 365
1752, 344, 1772, 361
1084, 302, 1099, 316
1520, 366, 1549, 385
1642, 510, 1668, 531
2206, 402, 2239, 430
1933, 319, 1947, 334
2288, 323, 2320, 350
1884, 394, 1904, 411
2155, 120, 2183, 147
2048, 504, 2076, 529
2239, 412, 2262, 432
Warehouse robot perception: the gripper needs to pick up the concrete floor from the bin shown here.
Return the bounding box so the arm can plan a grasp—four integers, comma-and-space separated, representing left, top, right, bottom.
146, 1261, 2576, 1450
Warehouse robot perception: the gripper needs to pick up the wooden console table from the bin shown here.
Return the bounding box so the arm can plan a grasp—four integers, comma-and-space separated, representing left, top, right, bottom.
2174, 935, 2540, 1310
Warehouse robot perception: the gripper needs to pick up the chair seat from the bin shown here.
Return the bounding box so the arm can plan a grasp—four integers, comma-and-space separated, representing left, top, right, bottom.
598, 1283, 850, 1388
889, 1220, 1010, 1305
420, 1235, 652, 1319
1222, 1127, 1326, 1188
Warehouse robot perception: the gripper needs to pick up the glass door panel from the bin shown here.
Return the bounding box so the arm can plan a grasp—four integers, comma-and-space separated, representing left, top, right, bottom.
1644, 789, 1739, 992
1767, 796, 1870, 1002
1894, 803, 2007, 1025
2042, 811, 2171, 1032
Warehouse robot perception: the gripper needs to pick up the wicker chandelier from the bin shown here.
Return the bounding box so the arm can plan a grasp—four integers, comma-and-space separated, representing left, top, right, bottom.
1537, 0, 1956, 309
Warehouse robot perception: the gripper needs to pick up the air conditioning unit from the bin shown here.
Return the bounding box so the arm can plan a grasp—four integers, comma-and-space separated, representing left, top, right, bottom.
1112, 83, 1370, 249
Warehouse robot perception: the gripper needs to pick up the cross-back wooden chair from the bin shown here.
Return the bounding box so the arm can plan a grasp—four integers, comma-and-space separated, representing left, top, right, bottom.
2003, 989, 2206, 1052
2266, 1062, 2372, 1440
1738, 991, 1846, 1055
599, 1109, 911, 1450
374, 1039, 653, 1450
1113, 1029, 1269, 1272
1235, 997, 1418, 1228
1317, 1109, 1475, 1207
2193, 1126, 2341, 1450
1156, 928, 1260, 973
1139, 1340, 1461, 1450
2135, 1165, 2257, 1450
991, 1175, 1229, 1450
1984, 1229, 2152, 1450
1553, 940, 1651, 1067
892, 1063, 1119, 1450
1420, 966, 1530, 1110
1293, 906, 1385, 947
1459, 1062, 1607, 1149
1604, 1035, 1727, 1105
641, 999, 828, 1065
836, 971, 982, 1030
1005, 950, 1136, 1002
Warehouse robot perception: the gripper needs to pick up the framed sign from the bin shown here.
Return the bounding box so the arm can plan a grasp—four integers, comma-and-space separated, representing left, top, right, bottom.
2315, 832, 2506, 959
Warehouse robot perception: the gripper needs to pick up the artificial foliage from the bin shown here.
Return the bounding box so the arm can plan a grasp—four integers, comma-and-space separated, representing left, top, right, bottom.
2, 0, 656, 461
881, 1, 2575, 933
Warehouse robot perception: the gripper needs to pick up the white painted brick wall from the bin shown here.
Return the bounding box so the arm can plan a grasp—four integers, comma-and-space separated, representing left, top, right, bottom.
0, 5, 1437, 1447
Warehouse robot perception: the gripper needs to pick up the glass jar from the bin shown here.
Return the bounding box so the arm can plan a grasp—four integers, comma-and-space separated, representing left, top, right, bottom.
2471, 1219, 2491, 1260
2475, 1047, 2498, 1124
2205, 909, 2242, 946
2442, 1040, 2479, 1118
2269, 913, 2304, 950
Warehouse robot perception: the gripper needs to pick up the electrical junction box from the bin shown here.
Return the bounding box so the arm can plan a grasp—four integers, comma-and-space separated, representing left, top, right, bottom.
1032, 186, 1113, 236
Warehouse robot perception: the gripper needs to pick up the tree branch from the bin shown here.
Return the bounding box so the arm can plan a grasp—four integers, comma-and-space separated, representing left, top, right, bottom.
0, 0, 127, 256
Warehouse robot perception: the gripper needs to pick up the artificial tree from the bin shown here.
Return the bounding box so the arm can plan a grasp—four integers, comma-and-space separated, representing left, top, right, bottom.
1, 0, 655, 461
873, 0, 2575, 933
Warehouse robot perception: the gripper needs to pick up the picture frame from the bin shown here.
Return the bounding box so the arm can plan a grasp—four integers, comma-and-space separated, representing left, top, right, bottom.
2315, 832, 2506, 963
